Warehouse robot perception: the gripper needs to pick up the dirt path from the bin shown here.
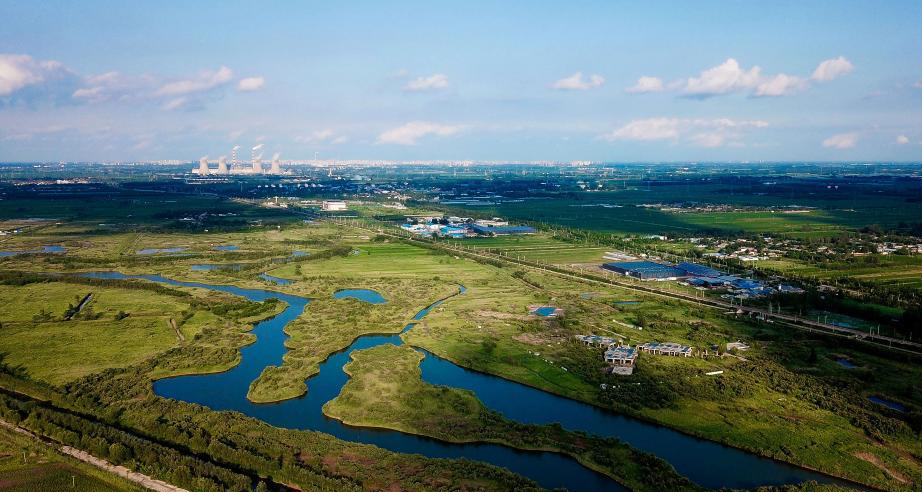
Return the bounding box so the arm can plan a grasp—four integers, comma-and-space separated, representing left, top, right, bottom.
854, 451, 910, 484
169, 318, 185, 342
0, 418, 188, 492
60, 446, 190, 492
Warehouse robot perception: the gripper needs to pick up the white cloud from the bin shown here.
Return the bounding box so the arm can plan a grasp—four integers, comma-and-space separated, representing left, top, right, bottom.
551, 72, 605, 90
405, 73, 449, 92
154, 66, 233, 97
822, 132, 858, 149
811, 56, 854, 81
0, 53, 80, 105
632, 57, 852, 99
295, 129, 348, 145
683, 59, 762, 97
602, 118, 680, 141
237, 76, 265, 92
377, 121, 462, 145
162, 97, 189, 111
754, 73, 808, 97
689, 132, 726, 148
601, 117, 768, 146
625, 76, 664, 94
0, 54, 67, 96
896, 135, 910, 145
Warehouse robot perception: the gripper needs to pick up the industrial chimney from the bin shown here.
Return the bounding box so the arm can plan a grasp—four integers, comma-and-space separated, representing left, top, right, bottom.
251, 144, 264, 173
197, 156, 209, 175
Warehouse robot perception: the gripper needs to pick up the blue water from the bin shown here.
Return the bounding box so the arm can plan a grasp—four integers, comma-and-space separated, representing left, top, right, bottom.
137, 247, 186, 255
259, 273, 292, 285
868, 396, 906, 412
214, 245, 239, 251
533, 306, 557, 316
78, 271, 856, 491
614, 301, 642, 305
292, 251, 309, 257
0, 245, 66, 256
334, 289, 388, 304
835, 358, 857, 369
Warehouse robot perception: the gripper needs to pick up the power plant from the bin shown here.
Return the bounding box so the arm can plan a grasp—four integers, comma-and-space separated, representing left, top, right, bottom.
192, 144, 286, 175
197, 156, 209, 175
251, 144, 264, 174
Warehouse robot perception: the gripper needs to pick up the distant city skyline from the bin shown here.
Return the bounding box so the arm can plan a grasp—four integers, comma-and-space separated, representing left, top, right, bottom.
2, 0, 921, 162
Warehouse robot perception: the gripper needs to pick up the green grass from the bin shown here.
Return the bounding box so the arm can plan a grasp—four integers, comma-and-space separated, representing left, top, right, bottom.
0, 283, 193, 384
324, 343, 699, 492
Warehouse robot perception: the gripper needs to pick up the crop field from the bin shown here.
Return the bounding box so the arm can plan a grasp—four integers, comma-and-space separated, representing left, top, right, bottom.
450, 182, 922, 236
756, 256, 922, 292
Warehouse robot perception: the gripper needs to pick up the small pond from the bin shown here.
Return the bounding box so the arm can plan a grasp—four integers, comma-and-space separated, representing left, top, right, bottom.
0, 245, 67, 256
835, 358, 857, 369
214, 245, 239, 251
533, 306, 557, 317
868, 396, 906, 412
259, 273, 292, 285
137, 247, 187, 255
334, 289, 388, 304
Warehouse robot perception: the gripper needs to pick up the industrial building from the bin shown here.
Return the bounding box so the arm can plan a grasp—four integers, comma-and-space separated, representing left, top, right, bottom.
676, 262, 723, 278
602, 261, 686, 280
470, 224, 536, 235
322, 200, 348, 211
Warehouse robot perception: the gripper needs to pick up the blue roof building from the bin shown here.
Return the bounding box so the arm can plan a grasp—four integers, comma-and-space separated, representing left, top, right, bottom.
603, 261, 687, 280
470, 224, 536, 235
676, 262, 724, 278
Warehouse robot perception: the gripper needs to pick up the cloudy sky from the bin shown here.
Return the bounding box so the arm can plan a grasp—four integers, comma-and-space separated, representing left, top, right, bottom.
2, 0, 921, 162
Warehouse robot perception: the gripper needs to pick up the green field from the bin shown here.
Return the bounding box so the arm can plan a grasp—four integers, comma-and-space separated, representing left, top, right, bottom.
0, 193, 920, 491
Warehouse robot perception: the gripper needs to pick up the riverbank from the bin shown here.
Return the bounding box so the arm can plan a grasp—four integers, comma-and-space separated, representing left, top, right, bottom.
324, 343, 699, 492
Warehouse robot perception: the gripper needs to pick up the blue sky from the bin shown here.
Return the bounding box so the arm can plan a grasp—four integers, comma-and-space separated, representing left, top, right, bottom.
1, 0, 921, 162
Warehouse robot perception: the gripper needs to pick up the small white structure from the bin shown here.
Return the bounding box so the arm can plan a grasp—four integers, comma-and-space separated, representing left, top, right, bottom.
322, 200, 348, 211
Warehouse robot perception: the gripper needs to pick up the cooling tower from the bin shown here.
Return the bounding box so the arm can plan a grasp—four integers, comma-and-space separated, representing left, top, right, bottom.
217, 156, 228, 174
198, 156, 209, 175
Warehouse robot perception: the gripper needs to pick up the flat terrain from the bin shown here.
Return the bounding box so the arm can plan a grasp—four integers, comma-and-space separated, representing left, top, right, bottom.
0, 193, 920, 491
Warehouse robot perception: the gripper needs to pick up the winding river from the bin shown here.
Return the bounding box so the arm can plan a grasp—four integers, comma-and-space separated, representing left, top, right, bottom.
83, 272, 854, 492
